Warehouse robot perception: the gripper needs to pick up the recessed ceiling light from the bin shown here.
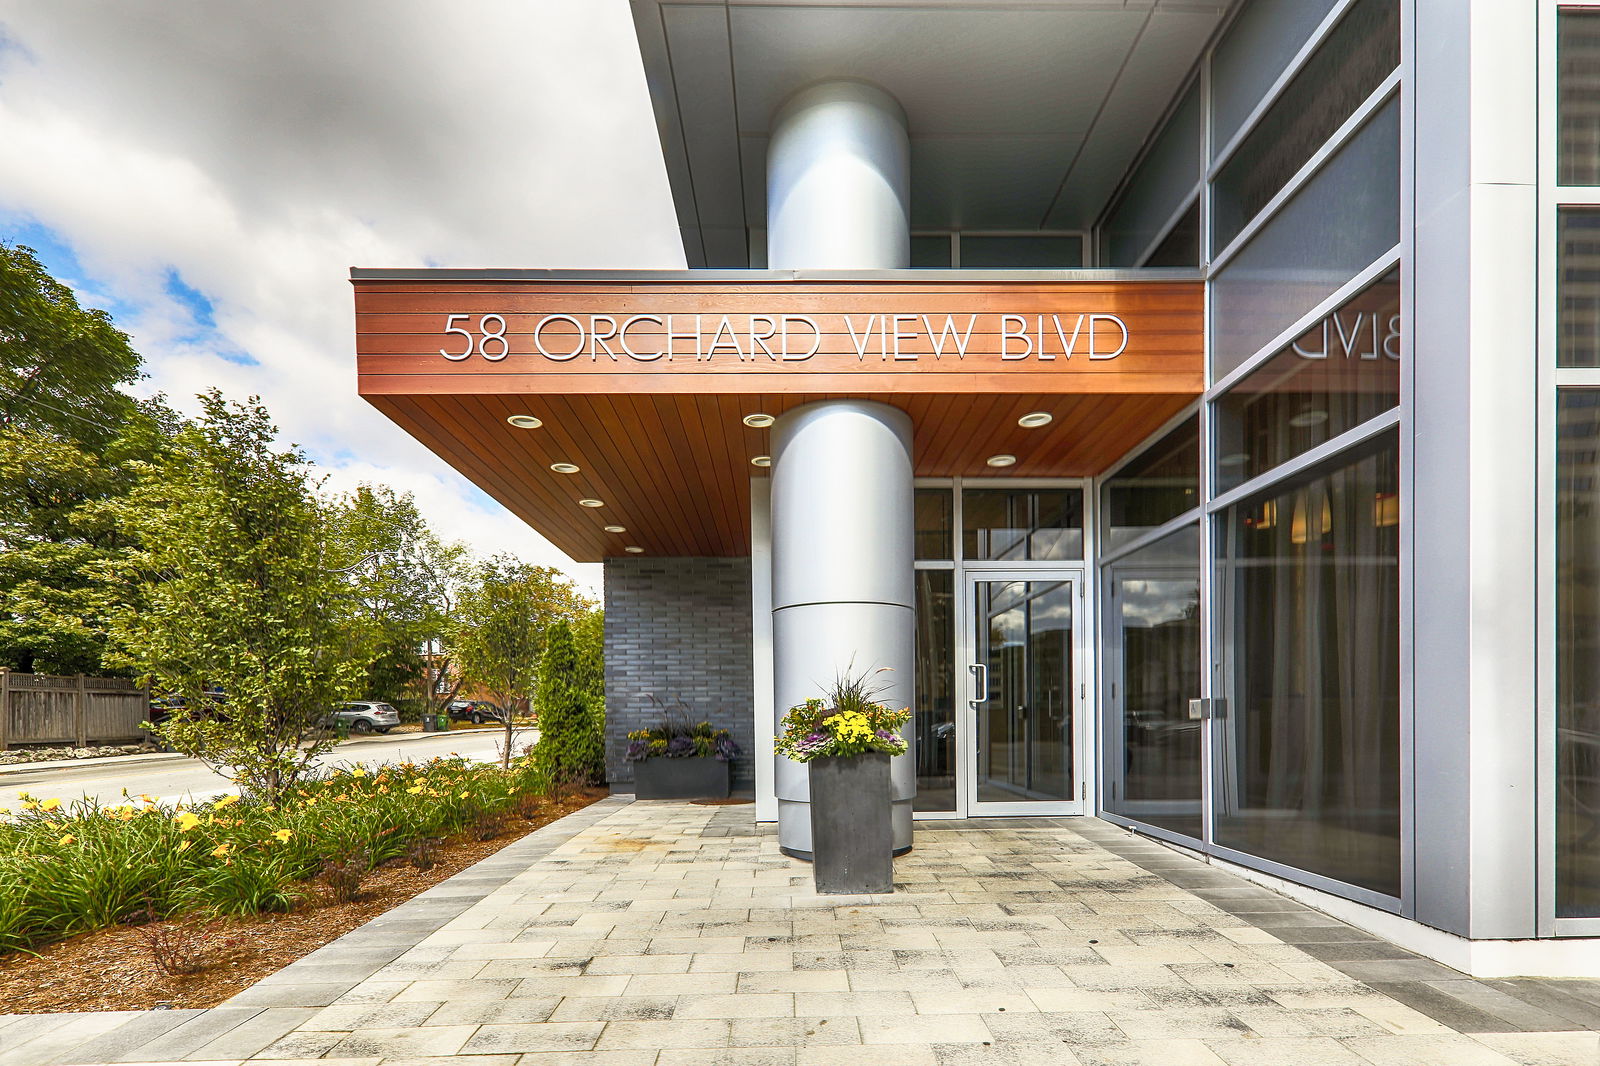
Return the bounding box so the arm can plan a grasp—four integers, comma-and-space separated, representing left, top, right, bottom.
751, 455, 771, 467
505, 414, 543, 430
986, 454, 1017, 468
1218, 452, 1251, 468
550, 462, 580, 474
603, 525, 626, 534
624, 546, 644, 554
1018, 411, 1053, 429
578, 498, 604, 508
1288, 410, 1330, 428
742, 413, 775, 428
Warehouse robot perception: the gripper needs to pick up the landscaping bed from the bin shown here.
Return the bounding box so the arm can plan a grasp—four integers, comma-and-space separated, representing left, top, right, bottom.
0, 784, 605, 1013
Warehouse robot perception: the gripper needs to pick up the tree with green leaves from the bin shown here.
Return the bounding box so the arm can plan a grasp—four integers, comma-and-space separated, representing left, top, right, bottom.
330, 484, 470, 715
101, 390, 367, 800
452, 556, 592, 768
571, 608, 606, 738
531, 619, 605, 787
0, 243, 157, 675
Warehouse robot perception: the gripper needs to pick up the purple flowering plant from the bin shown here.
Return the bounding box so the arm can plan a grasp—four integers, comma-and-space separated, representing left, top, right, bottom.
624, 696, 742, 762
774, 664, 911, 763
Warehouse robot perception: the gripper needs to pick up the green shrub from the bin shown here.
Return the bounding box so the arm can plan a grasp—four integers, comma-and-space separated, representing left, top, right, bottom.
0, 755, 553, 954
532, 621, 605, 786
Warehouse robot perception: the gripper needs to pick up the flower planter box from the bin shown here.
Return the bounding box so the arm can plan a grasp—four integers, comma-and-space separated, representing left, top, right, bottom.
632, 756, 731, 800
807, 752, 893, 894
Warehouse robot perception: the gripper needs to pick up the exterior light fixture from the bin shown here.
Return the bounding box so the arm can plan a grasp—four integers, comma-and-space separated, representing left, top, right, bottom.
742, 413, 775, 428
986, 454, 1017, 468
603, 525, 626, 533
1017, 411, 1053, 428
505, 414, 543, 430
624, 546, 644, 554
550, 462, 580, 474
578, 498, 604, 508
751, 455, 772, 467
1288, 409, 1330, 428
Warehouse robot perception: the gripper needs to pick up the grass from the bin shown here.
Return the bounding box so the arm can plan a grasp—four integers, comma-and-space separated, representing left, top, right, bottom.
0, 755, 552, 955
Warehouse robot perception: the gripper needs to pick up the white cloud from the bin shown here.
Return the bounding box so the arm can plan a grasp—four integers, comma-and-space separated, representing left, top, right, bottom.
0, 0, 686, 597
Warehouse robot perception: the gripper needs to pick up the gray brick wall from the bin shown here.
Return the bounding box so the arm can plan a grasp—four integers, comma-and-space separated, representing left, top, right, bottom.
603, 556, 755, 790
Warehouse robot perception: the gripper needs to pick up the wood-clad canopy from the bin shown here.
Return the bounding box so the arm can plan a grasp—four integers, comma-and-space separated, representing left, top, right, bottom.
353, 270, 1203, 561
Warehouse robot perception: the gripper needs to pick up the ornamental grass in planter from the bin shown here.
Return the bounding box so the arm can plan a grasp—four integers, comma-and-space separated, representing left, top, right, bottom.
625, 706, 742, 800
776, 667, 910, 895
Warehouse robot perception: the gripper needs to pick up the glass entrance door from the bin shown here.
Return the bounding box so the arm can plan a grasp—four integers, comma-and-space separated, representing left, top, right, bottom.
966, 573, 1086, 815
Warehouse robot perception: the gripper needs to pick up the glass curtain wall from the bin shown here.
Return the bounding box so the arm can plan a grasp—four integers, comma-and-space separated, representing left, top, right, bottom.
1205, 0, 1401, 901
1555, 10, 1600, 919
914, 488, 957, 813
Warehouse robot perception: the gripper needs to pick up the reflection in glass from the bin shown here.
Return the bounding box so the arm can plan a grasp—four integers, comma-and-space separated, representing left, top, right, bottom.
1211, 97, 1400, 380
1561, 11, 1600, 187
1557, 392, 1600, 916
1215, 271, 1400, 492
915, 489, 954, 560
1104, 526, 1201, 838
1211, 0, 1342, 157
914, 570, 957, 813
1102, 415, 1199, 553
974, 580, 1073, 803
963, 489, 1084, 561
1216, 432, 1401, 896
1145, 201, 1200, 268
960, 236, 1083, 268
1560, 210, 1600, 369
1211, 0, 1399, 255
1103, 84, 1203, 267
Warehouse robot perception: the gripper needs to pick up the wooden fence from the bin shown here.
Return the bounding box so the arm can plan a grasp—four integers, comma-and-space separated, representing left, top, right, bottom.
0, 670, 150, 749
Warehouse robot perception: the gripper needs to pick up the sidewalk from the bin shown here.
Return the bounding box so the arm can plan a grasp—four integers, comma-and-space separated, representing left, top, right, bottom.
2, 798, 1597, 1066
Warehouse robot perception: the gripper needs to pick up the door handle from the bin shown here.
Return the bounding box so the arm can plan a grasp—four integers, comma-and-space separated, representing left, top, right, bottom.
969, 663, 987, 707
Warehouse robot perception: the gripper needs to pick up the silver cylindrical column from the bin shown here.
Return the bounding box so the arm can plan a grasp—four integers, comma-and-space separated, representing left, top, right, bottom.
772, 400, 915, 855
767, 80, 910, 269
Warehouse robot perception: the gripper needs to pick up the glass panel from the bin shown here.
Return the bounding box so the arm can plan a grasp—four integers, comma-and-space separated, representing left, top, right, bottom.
1211, 96, 1400, 380
1212, 0, 1399, 255
960, 236, 1083, 268
1103, 83, 1202, 267
1102, 415, 1200, 554
1103, 525, 1202, 838
914, 569, 957, 813
963, 488, 1084, 561
1560, 210, 1600, 369
912, 235, 951, 268
915, 488, 954, 560
1561, 10, 1600, 186
1558, 392, 1600, 916
1145, 201, 1200, 268
1215, 432, 1401, 896
1211, 0, 1343, 156
1214, 270, 1400, 492
975, 580, 1073, 803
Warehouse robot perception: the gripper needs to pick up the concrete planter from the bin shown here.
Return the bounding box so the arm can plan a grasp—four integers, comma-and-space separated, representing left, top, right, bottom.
632, 757, 731, 800
807, 752, 894, 894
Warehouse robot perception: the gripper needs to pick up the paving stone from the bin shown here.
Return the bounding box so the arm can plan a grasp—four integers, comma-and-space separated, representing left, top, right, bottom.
1471, 1030, 1600, 1066
327, 1026, 478, 1059
456, 1022, 604, 1054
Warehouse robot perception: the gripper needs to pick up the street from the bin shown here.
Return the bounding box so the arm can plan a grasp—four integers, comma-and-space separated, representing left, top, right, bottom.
0, 728, 533, 811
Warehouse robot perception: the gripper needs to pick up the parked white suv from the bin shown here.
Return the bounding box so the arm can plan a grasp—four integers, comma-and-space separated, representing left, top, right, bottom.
327, 701, 400, 735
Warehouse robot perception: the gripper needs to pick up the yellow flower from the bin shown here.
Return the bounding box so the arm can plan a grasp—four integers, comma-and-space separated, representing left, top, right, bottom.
211, 843, 230, 858
174, 811, 200, 832
305, 797, 317, 807
138, 794, 155, 804
58, 834, 75, 846
19, 801, 36, 811
350, 767, 367, 778
377, 785, 389, 794
213, 794, 240, 809
177, 840, 192, 853
39, 798, 60, 812
406, 786, 423, 795
264, 805, 277, 813
273, 828, 292, 843
118, 809, 134, 822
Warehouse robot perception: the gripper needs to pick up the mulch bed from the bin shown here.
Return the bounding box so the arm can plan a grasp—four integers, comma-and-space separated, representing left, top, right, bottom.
0, 787, 607, 1014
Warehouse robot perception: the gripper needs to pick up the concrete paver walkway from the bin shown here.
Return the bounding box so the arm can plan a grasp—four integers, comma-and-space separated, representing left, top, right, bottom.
2, 797, 1598, 1066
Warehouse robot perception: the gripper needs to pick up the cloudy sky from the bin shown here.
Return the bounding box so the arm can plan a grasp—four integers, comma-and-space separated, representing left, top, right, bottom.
0, 0, 686, 593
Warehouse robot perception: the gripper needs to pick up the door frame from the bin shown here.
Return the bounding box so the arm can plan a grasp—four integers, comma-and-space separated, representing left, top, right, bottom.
961, 567, 1091, 817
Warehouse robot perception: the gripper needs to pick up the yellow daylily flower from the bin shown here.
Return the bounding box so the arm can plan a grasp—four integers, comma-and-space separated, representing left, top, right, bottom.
406, 786, 423, 795
58, 834, 75, 846
19, 801, 36, 811
350, 767, 367, 778
273, 828, 293, 843
211, 843, 230, 858
177, 840, 192, 853
39, 798, 60, 812
174, 811, 201, 832
213, 794, 240, 808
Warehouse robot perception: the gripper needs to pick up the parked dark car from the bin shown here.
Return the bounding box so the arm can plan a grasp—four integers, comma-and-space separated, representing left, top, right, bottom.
325, 701, 401, 734
147, 689, 228, 726
447, 700, 505, 725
